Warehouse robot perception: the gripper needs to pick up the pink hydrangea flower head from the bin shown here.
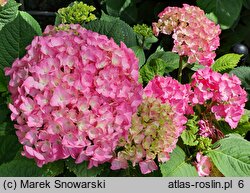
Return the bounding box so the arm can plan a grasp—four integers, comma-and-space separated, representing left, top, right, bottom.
194, 152, 212, 177
111, 77, 190, 174
152, 4, 221, 66
5, 24, 143, 167
143, 76, 193, 115
191, 68, 247, 129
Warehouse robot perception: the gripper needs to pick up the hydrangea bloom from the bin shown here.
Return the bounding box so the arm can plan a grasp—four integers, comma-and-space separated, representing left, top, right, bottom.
194, 152, 212, 177
191, 68, 247, 129
5, 24, 143, 167
152, 4, 221, 66
111, 77, 190, 174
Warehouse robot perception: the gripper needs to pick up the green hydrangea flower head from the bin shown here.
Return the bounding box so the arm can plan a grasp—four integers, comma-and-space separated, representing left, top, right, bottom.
133, 24, 154, 38
57, 1, 97, 24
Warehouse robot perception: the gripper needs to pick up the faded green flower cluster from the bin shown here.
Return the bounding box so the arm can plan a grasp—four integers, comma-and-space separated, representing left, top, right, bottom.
57, 1, 97, 24
116, 96, 182, 168
133, 24, 154, 38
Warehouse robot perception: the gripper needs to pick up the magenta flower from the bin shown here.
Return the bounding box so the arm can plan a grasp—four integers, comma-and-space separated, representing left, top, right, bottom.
5, 24, 143, 167
194, 152, 212, 177
191, 68, 247, 129
153, 4, 221, 66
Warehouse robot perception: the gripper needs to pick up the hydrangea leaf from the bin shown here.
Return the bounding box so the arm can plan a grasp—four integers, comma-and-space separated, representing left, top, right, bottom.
160, 146, 198, 177
212, 53, 243, 73
0, 121, 15, 136
85, 17, 137, 48
105, 0, 138, 24
230, 66, 250, 109
65, 158, 104, 177
140, 51, 179, 85
208, 134, 250, 176
197, 0, 243, 30
0, 0, 20, 31
0, 155, 64, 177
0, 135, 20, 164
243, 0, 250, 9
0, 69, 7, 92
131, 46, 145, 67
181, 116, 199, 146
0, 11, 42, 70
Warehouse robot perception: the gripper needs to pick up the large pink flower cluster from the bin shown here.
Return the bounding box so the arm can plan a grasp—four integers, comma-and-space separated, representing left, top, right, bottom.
111, 77, 190, 174
191, 67, 247, 129
5, 24, 143, 167
152, 4, 221, 66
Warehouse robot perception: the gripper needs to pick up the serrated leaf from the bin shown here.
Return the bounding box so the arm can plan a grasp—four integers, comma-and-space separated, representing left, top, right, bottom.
160, 146, 198, 177
0, 135, 20, 164
208, 134, 250, 176
0, 0, 20, 31
181, 116, 199, 146
230, 66, 250, 109
85, 18, 137, 48
131, 46, 145, 67
197, 0, 243, 30
65, 158, 104, 177
212, 54, 242, 72
140, 51, 179, 84
0, 155, 64, 177
0, 11, 42, 70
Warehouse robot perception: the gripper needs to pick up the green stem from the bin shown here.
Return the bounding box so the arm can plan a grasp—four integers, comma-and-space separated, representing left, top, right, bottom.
177, 56, 183, 82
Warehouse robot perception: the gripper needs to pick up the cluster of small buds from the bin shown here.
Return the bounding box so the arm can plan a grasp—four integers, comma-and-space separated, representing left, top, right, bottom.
152, 4, 221, 66
191, 67, 247, 129
57, 1, 97, 24
5, 24, 143, 167
111, 76, 190, 174
133, 24, 154, 38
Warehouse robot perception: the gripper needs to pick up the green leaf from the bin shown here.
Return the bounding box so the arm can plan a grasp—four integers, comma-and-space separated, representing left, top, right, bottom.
0, 155, 64, 177
181, 116, 199, 146
230, 66, 250, 109
0, 0, 20, 31
160, 146, 198, 177
140, 51, 179, 84
131, 46, 145, 67
208, 134, 250, 176
212, 54, 242, 72
197, 0, 243, 30
144, 36, 158, 50
65, 158, 104, 177
0, 121, 15, 136
106, 0, 131, 16
0, 69, 7, 92
243, 0, 250, 9
0, 135, 20, 164
0, 103, 9, 123
0, 11, 42, 70
85, 18, 137, 48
